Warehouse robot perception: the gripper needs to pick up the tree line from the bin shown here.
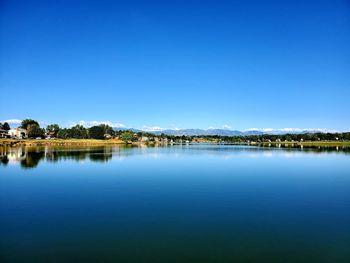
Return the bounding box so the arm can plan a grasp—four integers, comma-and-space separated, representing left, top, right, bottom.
174, 132, 350, 142
12, 119, 133, 140
14, 119, 151, 142
133, 132, 350, 142
4, 119, 350, 142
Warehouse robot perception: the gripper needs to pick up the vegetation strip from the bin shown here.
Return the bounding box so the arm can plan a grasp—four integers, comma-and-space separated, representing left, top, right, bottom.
1, 119, 349, 147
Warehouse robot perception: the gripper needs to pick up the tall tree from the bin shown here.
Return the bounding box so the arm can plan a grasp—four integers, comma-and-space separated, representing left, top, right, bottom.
88, 126, 105, 139
99, 124, 115, 136
57, 128, 68, 139
2, 122, 10, 131
46, 124, 60, 136
120, 130, 134, 143
70, 125, 88, 139
27, 124, 44, 138
20, 119, 39, 129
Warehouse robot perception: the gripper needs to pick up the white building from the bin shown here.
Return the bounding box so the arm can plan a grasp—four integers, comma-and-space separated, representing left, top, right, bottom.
141, 136, 149, 142
8, 128, 28, 139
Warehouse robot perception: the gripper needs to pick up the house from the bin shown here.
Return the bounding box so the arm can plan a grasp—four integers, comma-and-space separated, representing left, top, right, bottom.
104, 134, 112, 139
141, 136, 149, 142
45, 131, 56, 139
8, 128, 28, 139
0, 128, 9, 138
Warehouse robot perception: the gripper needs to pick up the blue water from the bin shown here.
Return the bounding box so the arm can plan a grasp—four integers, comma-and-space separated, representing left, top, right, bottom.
0, 145, 349, 262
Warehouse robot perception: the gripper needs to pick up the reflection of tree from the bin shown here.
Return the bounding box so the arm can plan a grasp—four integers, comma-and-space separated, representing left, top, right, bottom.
46, 150, 90, 162
21, 151, 45, 169
0, 155, 9, 165
1, 144, 349, 170
0, 146, 117, 168
89, 153, 112, 162
260, 144, 350, 154
88, 148, 113, 162
0, 146, 8, 166
1, 146, 27, 166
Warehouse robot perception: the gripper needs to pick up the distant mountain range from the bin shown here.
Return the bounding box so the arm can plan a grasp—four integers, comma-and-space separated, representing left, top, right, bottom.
151, 129, 264, 136
113, 128, 338, 136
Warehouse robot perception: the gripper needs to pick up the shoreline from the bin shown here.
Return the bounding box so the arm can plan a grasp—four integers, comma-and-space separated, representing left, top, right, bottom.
256, 141, 350, 147
1, 138, 350, 148
0, 138, 126, 147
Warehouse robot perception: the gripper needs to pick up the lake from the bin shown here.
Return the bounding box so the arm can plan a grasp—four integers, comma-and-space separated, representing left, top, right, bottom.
0, 144, 349, 263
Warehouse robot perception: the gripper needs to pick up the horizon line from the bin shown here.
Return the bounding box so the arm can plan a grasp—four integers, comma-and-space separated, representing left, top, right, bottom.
1, 119, 348, 133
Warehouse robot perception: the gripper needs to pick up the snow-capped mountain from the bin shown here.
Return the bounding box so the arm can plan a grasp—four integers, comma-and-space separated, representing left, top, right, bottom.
113, 127, 339, 136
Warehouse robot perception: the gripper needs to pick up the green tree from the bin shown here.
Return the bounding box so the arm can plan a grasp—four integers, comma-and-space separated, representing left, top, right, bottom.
70, 125, 88, 139
20, 119, 39, 129
57, 129, 68, 139
88, 126, 105, 139
120, 131, 134, 143
46, 124, 60, 136
2, 122, 10, 131
27, 124, 44, 138
99, 124, 115, 136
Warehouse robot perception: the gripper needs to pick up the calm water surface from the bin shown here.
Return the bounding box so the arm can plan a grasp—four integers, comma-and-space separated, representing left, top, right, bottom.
0, 145, 349, 263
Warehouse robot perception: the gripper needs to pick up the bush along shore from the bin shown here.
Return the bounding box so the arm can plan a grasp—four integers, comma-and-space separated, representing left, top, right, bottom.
1, 138, 350, 149
0, 139, 125, 147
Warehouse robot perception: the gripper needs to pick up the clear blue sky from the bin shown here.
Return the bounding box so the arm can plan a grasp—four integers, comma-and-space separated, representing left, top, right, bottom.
1, 0, 349, 130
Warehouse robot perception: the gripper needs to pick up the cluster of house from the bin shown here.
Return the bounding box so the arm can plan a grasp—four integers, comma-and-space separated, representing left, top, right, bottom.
137, 136, 190, 144
0, 128, 28, 139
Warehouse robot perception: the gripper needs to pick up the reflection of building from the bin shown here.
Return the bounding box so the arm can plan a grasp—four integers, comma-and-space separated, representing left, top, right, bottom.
7, 147, 27, 162
0, 146, 116, 168
8, 128, 28, 139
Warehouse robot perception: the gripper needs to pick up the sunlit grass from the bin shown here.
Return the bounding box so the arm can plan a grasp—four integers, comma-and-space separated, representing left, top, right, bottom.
0, 138, 125, 146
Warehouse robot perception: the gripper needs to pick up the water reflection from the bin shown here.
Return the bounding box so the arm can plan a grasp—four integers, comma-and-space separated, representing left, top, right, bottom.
0, 146, 116, 169
0, 144, 349, 169
1, 144, 350, 263
259, 144, 350, 154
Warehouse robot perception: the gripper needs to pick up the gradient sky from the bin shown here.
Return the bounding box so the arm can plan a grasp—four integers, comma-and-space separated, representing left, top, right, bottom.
1, 0, 349, 130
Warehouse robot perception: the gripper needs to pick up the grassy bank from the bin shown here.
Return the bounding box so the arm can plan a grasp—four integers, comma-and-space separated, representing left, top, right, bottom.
1, 138, 349, 148
0, 138, 125, 147
257, 141, 350, 147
